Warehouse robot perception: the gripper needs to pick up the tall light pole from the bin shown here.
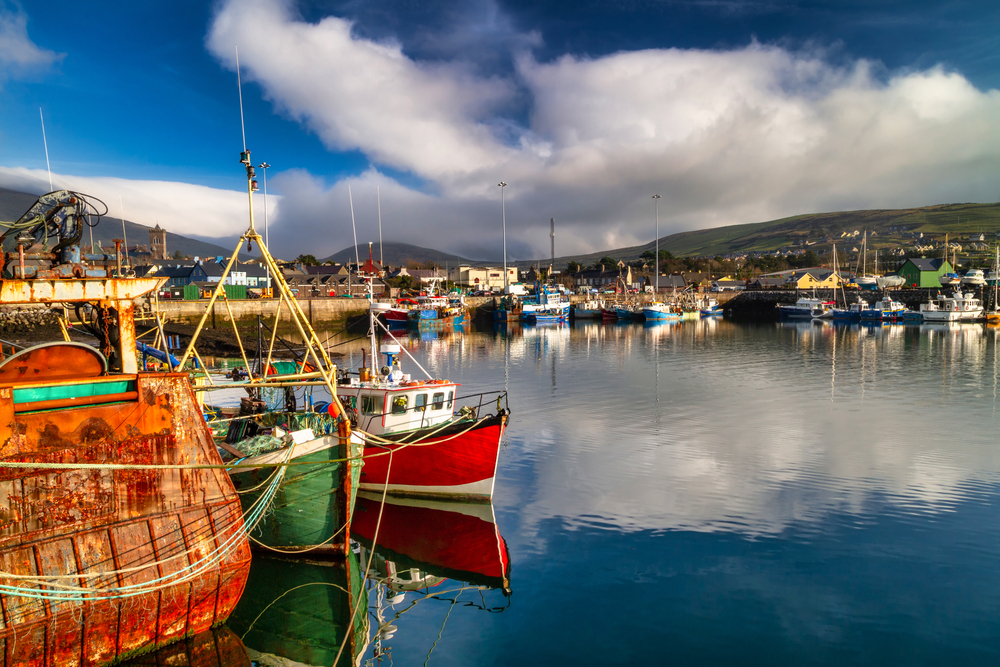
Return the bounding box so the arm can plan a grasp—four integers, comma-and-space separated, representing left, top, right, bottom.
652, 194, 661, 295
498, 182, 508, 294
259, 162, 271, 296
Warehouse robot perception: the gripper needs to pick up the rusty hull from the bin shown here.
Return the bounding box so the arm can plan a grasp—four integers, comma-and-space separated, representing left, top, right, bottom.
0, 372, 251, 666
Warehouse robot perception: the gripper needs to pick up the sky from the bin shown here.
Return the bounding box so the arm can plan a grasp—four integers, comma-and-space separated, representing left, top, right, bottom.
1, 0, 999, 262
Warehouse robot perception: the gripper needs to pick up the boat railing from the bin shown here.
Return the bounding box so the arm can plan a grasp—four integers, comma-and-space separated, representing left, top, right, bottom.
346, 389, 509, 432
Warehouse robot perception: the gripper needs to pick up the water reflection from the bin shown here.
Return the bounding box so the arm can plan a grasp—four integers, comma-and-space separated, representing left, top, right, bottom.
353, 495, 512, 666
226, 553, 367, 667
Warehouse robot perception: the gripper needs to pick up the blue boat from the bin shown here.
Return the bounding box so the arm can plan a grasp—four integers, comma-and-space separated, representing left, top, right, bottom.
644, 303, 681, 321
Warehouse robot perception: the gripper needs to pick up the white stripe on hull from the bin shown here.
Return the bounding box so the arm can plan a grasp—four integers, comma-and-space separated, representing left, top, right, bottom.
358, 477, 495, 502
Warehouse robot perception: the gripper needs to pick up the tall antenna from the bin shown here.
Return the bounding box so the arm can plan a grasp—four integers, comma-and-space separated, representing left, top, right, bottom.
349, 185, 360, 270
550, 217, 555, 278
39, 108, 53, 192
120, 195, 130, 267
236, 45, 246, 152
377, 185, 384, 268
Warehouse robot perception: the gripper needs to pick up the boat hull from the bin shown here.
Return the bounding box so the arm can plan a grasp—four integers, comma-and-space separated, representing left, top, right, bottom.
357, 411, 507, 502
230, 433, 362, 553
0, 372, 252, 666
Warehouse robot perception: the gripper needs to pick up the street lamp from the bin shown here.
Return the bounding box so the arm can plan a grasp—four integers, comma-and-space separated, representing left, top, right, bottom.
259, 162, 271, 296
498, 182, 508, 294
652, 194, 661, 295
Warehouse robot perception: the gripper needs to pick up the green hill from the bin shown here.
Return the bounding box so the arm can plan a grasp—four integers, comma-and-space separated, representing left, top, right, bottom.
518, 202, 1000, 270
324, 242, 474, 267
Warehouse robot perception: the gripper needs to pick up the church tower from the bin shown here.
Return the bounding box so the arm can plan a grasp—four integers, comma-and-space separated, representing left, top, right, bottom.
150, 224, 167, 260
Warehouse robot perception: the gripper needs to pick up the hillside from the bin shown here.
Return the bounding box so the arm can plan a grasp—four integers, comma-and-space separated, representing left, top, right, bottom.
518, 202, 1000, 270
324, 242, 474, 267
0, 187, 231, 259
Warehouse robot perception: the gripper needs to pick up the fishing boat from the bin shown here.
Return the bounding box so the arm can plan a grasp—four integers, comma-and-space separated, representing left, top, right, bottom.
573, 300, 603, 319
698, 297, 722, 316
643, 302, 681, 321
178, 151, 363, 557
522, 283, 569, 321
919, 290, 984, 322
0, 191, 252, 664
859, 294, 907, 322
340, 337, 509, 501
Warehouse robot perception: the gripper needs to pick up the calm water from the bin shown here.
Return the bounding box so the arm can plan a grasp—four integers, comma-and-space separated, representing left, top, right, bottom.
182, 319, 1000, 665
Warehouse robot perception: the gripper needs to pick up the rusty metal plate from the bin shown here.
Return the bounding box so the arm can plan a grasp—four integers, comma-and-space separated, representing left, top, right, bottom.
0, 343, 107, 384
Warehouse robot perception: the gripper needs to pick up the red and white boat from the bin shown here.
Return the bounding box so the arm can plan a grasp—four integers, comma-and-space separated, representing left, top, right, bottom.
339, 340, 508, 501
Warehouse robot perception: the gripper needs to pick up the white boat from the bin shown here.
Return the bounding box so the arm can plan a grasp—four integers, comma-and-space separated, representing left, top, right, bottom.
939, 272, 962, 287
779, 297, 832, 319
919, 291, 984, 322
962, 269, 986, 286
876, 274, 906, 289
860, 294, 907, 321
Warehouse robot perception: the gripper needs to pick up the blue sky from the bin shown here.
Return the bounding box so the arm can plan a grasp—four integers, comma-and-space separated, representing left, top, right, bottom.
1, 0, 999, 260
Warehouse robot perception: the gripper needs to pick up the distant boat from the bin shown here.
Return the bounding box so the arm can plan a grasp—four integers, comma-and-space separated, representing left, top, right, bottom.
644, 302, 681, 321
860, 294, 907, 321
962, 269, 986, 286
919, 290, 984, 322
780, 296, 832, 319
574, 300, 603, 319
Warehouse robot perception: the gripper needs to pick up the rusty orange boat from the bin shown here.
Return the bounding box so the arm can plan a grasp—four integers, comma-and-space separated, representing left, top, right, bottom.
0, 191, 252, 665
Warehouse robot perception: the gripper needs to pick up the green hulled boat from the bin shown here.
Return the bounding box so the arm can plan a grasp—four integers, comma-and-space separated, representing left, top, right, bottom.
223, 410, 363, 556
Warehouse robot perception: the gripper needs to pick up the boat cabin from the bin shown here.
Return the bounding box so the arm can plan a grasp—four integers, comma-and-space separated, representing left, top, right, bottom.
342, 381, 459, 435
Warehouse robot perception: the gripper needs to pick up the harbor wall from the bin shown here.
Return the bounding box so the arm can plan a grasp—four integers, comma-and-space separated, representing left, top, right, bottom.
154, 291, 743, 325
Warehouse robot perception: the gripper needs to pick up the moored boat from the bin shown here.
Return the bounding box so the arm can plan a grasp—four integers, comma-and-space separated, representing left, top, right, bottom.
780, 297, 831, 319
643, 302, 681, 321
919, 290, 984, 322
0, 191, 252, 664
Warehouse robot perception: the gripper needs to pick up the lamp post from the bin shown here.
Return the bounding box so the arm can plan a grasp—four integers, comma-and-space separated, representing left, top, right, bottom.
652, 194, 661, 295
259, 162, 271, 296
498, 182, 508, 294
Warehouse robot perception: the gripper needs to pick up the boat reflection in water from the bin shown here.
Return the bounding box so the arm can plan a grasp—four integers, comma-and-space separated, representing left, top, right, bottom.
118, 627, 250, 667
352, 493, 512, 664
225, 551, 368, 667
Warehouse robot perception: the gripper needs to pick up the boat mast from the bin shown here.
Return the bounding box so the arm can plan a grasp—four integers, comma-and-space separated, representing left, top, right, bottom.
653, 194, 661, 297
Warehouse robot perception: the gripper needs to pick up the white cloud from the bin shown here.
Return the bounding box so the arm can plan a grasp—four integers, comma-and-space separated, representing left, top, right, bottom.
0, 167, 274, 241
204, 0, 1000, 260
0, 7, 62, 81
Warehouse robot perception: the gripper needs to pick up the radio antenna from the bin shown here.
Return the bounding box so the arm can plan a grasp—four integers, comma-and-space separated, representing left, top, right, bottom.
39, 108, 53, 192
236, 45, 247, 152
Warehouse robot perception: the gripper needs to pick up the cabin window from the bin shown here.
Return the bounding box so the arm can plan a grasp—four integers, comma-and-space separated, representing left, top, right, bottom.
447, 391, 454, 409
415, 393, 428, 412
391, 395, 408, 415
361, 395, 380, 415
432, 392, 445, 410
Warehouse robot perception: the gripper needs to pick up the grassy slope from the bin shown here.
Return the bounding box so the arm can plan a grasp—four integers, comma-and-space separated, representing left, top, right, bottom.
516, 202, 1000, 269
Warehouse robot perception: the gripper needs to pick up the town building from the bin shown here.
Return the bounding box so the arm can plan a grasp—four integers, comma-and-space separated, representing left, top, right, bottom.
897, 257, 953, 288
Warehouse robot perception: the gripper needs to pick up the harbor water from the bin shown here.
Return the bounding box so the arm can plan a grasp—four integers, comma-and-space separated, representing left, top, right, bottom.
165, 319, 1000, 665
